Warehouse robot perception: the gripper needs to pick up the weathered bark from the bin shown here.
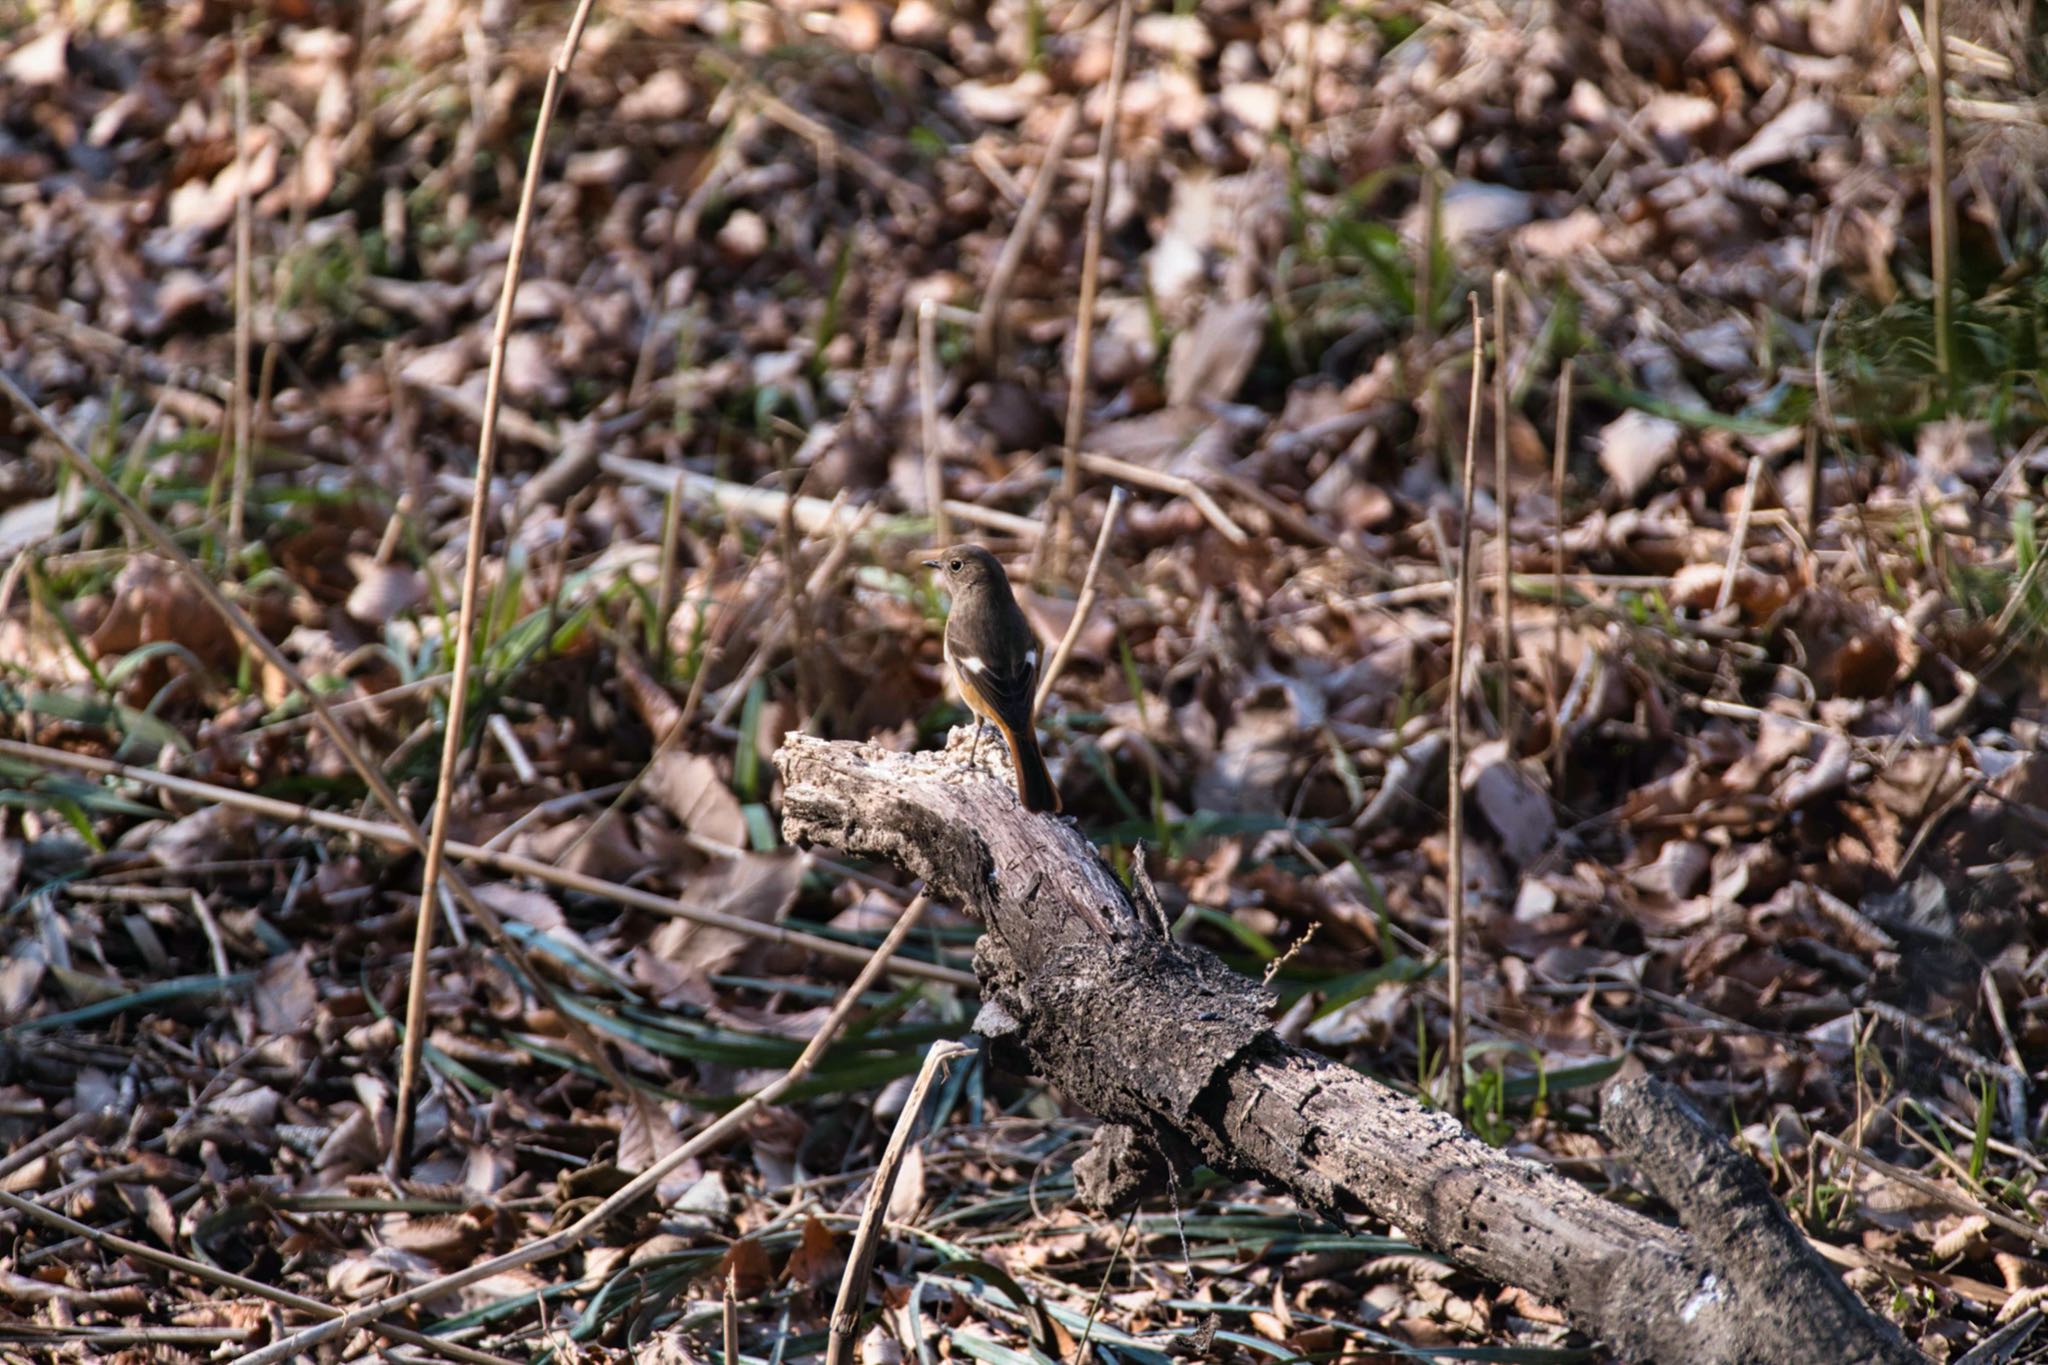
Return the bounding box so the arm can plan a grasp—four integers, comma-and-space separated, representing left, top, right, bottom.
776, 733, 1926, 1365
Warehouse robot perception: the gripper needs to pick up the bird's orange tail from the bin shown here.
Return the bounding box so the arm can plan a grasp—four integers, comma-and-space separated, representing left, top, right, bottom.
995, 716, 1061, 813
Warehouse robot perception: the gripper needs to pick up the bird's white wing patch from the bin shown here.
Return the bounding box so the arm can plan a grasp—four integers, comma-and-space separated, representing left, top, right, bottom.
1025, 648, 1037, 670
959, 655, 986, 674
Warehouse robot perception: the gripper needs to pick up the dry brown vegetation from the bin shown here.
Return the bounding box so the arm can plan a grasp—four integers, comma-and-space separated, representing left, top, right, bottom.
1, 0, 2047, 1360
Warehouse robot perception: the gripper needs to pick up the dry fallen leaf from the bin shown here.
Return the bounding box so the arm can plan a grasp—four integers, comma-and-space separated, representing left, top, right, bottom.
646, 751, 749, 849
1597, 410, 1683, 502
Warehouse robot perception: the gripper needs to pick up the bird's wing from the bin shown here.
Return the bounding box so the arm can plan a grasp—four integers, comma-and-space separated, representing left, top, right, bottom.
950, 619, 1039, 723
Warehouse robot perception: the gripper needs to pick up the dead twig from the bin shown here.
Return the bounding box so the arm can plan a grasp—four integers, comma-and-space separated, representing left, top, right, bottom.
975, 101, 1083, 367
702, 55, 930, 221
1076, 451, 1247, 545
825, 1039, 974, 1365
1035, 486, 1128, 712
3, 299, 642, 1191
1491, 270, 1514, 753
0, 1190, 516, 1365
232, 895, 934, 1365
709, 500, 873, 728
1814, 1133, 2046, 1251
227, 16, 255, 557
1051, 0, 1136, 578
1549, 357, 1573, 789
920, 299, 950, 547
604, 453, 1042, 544
0, 738, 974, 988
392, 0, 602, 1176
1445, 294, 1486, 1118
0, 1112, 113, 1184
1922, 0, 1956, 389
724, 1268, 740, 1365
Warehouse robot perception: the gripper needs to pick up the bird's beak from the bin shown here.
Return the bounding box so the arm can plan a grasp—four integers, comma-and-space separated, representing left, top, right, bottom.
920, 559, 942, 569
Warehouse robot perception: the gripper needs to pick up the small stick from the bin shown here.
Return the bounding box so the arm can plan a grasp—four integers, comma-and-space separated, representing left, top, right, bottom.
1491, 270, 1514, 754
1445, 294, 1485, 1120
1707, 453, 1765, 705
708, 500, 870, 729
1075, 450, 1246, 544
1812, 297, 1846, 535
919, 299, 950, 547
0, 1112, 112, 1185
0, 737, 975, 989
701, 56, 929, 220
1051, 0, 1136, 578
0, 302, 232, 401
976, 101, 1082, 367
1926, 0, 1955, 391
233, 897, 933, 1365
653, 476, 687, 666
604, 452, 1041, 544
227, 16, 255, 557
1417, 165, 1444, 474
1035, 485, 1127, 712
724, 1267, 740, 1365
391, 0, 602, 1177
189, 890, 231, 980
1549, 358, 1573, 789
0, 1194, 516, 1365
1075, 1206, 1139, 1365
824, 1040, 973, 1365
1801, 416, 1821, 553
566, 547, 771, 863
1814, 1133, 2045, 1251
1716, 455, 1764, 616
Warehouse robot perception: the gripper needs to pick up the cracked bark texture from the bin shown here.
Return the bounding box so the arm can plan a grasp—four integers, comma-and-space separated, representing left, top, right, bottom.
776, 732, 1926, 1365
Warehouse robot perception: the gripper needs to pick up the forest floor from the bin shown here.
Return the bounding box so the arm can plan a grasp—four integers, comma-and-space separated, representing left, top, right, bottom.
2, 0, 2047, 1360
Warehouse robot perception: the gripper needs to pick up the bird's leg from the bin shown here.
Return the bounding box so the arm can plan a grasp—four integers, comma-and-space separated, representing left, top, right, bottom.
967, 719, 985, 770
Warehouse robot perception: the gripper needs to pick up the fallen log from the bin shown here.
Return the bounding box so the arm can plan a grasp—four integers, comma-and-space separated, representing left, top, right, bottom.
775, 732, 1927, 1365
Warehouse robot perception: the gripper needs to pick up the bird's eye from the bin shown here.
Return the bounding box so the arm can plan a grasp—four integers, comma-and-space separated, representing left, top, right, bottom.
949, 559, 962, 572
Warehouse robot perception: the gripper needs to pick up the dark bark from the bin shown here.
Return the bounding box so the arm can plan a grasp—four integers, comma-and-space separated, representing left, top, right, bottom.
775, 733, 1926, 1365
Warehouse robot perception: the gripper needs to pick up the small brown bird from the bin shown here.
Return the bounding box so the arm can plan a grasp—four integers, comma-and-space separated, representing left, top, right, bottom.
923, 545, 1061, 813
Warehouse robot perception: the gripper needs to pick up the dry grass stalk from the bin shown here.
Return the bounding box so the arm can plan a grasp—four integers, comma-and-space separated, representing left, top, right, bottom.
724, 1268, 740, 1365
1052, 0, 1136, 577
1491, 270, 1514, 754
237, 896, 933, 1365
1035, 485, 1128, 712
919, 299, 950, 547
1076, 450, 1246, 544
0, 379, 460, 888
653, 475, 687, 664
710, 499, 872, 729
1445, 294, 1486, 1119
0, 737, 974, 988
1416, 165, 1444, 471
0, 1187, 516, 1365
976, 100, 1083, 367
1716, 456, 1764, 616
392, 0, 603, 1175
1076, 1208, 1138, 1365
227, 17, 255, 557
564, 547, 775, 864
825, 1039, 974, 1365
1549, 357, 1573, 788
0, 1113, 105, 1183
604, 452, 1043, 544
1815, 1133, 2046, 1251
1813, 296, 1847, 529
1925, 0, 1955, 390
0, 301, 233, 401
1801, 416, 1821, 554
701, 54, 929, 220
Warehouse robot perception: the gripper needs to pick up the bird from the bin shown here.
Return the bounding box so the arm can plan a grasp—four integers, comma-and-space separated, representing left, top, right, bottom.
922, 544, 1061, 813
